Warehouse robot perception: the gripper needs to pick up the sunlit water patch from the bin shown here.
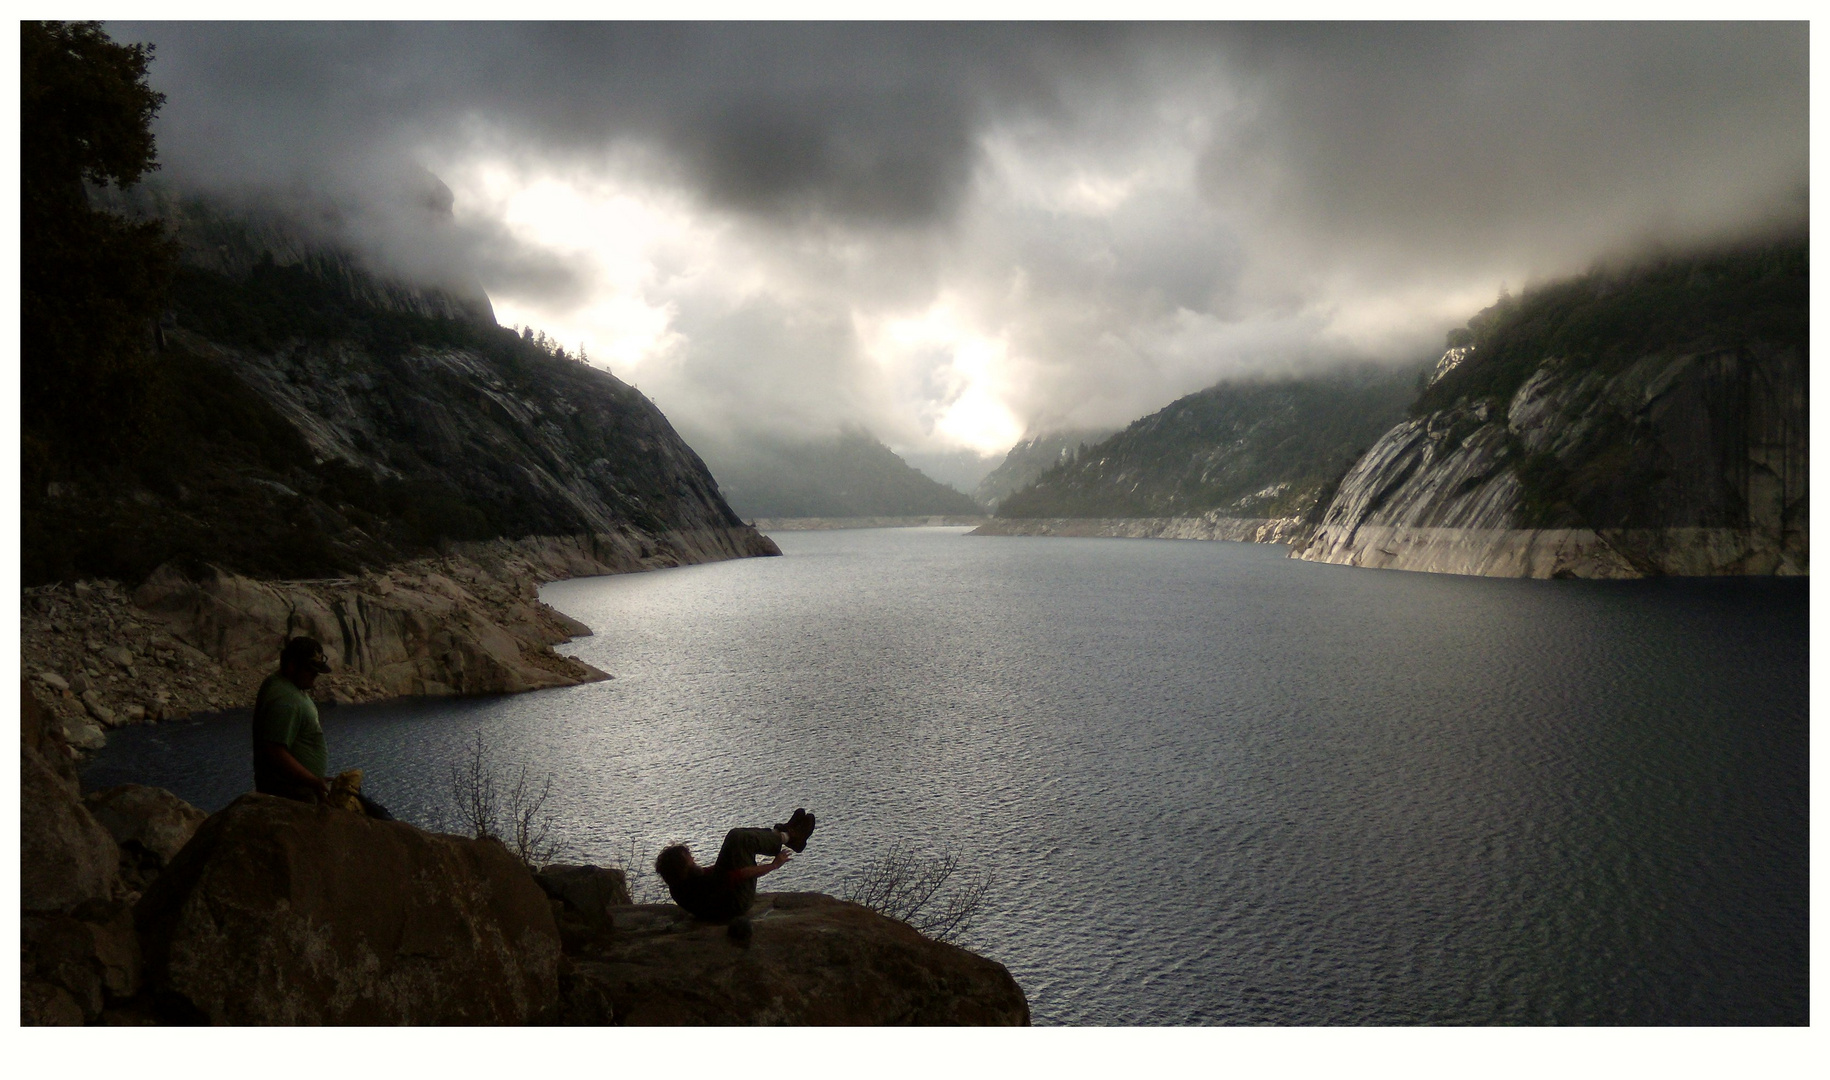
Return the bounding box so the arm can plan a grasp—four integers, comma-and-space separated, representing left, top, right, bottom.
87, 527, 1808, 1024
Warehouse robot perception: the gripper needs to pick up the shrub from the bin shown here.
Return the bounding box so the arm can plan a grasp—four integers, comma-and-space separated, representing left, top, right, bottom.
446, 731, 561, 868
841, 844, 993, 945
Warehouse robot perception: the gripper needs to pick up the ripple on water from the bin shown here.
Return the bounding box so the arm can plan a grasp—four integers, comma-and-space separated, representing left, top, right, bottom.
85, 528, 1809, 1025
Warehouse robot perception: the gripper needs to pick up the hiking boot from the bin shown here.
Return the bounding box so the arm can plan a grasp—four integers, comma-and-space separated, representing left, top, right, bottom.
774, 808, 816, 852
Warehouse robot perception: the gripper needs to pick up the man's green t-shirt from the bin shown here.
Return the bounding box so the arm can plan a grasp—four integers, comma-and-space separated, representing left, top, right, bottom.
252, 672, 327, 780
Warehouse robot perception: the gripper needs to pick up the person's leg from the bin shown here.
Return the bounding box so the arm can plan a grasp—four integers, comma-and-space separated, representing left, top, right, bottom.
355, 792, 395, 821
699, 828, 784, 921
711, 827, 786, 873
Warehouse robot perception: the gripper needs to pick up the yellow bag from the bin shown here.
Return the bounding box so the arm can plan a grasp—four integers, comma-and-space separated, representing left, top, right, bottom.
325, 769, 367, 815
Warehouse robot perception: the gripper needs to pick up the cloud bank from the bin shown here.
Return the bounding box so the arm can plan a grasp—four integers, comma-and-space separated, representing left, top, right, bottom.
110, 21, 1808, 461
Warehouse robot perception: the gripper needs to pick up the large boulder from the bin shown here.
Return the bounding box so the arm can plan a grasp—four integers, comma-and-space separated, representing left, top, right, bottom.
557, 893, 1030, 1025
136, 794, 561, 1024
21, 901, 142, 1023
535, 864, 631, 919
20, 685, 119, 914
83, 785, 209, 891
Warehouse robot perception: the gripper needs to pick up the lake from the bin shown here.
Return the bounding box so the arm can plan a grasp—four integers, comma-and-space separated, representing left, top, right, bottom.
85, 527, 1809, 1025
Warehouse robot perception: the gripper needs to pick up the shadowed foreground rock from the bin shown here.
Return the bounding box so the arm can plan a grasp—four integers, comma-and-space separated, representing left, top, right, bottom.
20, 684, 143, 1025
536, 863, 632, 924
84, 784, 208, 892
136, 794, 561, 1024
557, 893, 1030, 1025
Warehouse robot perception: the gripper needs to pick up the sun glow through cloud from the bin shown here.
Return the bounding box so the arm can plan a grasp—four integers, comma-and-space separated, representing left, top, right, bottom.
449, 158, 1032, 456
862, 302, 1025, 456
448, 162, 695, 372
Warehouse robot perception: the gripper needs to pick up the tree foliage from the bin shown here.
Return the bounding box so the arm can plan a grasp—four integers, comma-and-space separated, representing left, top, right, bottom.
21, 20, 178, 471
996, 369, 1418, 520
1412, 236, 1808, 419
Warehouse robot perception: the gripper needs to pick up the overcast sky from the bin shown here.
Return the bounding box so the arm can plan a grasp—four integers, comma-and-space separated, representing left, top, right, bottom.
110, 21, 1808, 464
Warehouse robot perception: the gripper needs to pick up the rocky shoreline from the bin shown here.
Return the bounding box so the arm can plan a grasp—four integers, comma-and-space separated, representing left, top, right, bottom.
21, 526, 779, 752
753, 515, 989, 531
971, 514, 1308, 544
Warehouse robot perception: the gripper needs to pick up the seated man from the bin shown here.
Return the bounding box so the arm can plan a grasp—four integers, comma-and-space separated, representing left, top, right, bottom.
654, 809, 816, 922
252, 636, 391, 819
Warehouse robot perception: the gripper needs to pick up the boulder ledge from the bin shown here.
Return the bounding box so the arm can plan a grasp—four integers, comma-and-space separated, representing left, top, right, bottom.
557, 893, 1030, 1025
135, 794, 561, 1024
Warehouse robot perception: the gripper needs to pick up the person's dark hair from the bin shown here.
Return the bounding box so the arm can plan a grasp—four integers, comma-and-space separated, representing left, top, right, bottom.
654, 844, 693, 886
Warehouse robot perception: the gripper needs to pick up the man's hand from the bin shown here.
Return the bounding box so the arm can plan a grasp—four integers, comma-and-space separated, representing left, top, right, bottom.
730, 848, 792, 883
257, 741, 330, 799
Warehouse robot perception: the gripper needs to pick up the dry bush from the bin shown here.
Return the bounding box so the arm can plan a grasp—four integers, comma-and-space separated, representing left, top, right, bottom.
840, 844, 993, 944
447, 731, 561, 868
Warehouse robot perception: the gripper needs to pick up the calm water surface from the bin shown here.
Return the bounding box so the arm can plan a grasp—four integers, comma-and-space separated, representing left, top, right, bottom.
87, 528, 1809, 1024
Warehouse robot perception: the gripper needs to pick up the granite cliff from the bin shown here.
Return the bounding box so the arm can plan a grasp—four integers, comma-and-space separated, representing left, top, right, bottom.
28, 188, 773, 585
976, 240, 1806, 580
22, 189, 779, 742
1293, 239, 1807, 577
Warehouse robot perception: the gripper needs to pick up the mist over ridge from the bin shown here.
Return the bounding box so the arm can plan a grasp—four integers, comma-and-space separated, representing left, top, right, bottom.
107, 21, 1807, 469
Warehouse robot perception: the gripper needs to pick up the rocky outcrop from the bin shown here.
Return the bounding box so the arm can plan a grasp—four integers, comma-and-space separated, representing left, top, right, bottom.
21, 685, 120, 915
556, 893, 1030, 1025
1294, 345, 1807, 577
536, 864, 633, 925
19, 527, 780, 749
22, 902, 143, 1025
136, 793, 562, 1025
83, 785, 209, 893
972, 513, 1307, 545
25, 774, 1029, 1026
23, 679, 1026, 1028
19, 684, 146, 1026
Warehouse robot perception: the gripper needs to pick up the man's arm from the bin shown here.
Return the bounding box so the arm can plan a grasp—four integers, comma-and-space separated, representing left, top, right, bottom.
256, 742, 330, 798
728, 849, 790, 883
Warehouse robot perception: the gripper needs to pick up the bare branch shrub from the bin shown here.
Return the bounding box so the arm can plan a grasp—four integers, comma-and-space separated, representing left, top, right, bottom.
448, 731, 562, 868
450, 732, 499, 841
840, 844, 994, 944
503, 764, 559, 868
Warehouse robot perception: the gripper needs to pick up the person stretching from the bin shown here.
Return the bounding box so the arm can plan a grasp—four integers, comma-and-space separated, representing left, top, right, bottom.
654, 809, 816, 922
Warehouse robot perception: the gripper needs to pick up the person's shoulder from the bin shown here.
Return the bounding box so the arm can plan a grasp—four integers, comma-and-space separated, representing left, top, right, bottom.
254, 671, 299, 710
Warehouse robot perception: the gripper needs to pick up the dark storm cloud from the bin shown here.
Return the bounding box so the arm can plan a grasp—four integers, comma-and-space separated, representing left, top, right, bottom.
105, 20, 1808, 450
1196, 22, 1808, 270
114, 21, 1806, 251
115, 21, 1109, 226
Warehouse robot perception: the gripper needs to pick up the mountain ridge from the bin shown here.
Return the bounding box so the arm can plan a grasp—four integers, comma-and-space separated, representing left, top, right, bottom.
994, 367, 1421, 522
